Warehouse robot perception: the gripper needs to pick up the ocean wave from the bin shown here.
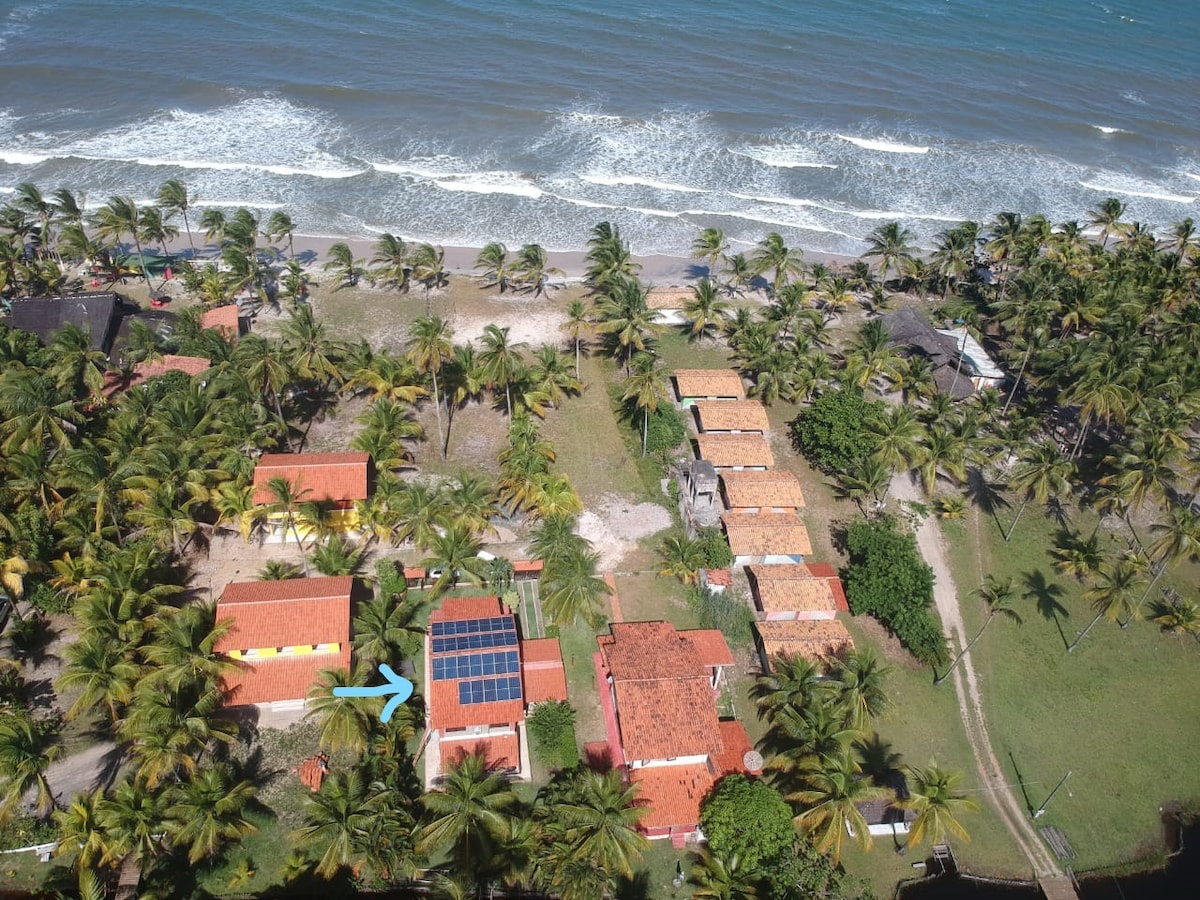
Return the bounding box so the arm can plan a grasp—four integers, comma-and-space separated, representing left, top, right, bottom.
1078, 179, 1195, 204
730, 192, 960, 223
0, 3, 46, 54
836, 134, 931, 154
191, 199, 287, 210
1090, 124, 1130, 135
733, 145, 838, 169
554, 194, 678, 218
0, 148, 51, 165
431, 173, 543, 199
681, 208, 857, 239
579, 174, 706, 193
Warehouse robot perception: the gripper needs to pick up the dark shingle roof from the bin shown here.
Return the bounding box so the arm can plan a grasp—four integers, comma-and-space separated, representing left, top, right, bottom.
7, 292, 125, 354
881, 307, 961, 367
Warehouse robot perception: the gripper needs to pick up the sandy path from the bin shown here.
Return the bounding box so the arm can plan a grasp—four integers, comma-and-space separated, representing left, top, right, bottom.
38, 740, 123, 810
890, 473, 1062, 878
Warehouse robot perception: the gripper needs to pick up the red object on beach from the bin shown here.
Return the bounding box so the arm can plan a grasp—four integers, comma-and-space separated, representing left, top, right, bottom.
90, 279, 100, 288
165, 267, 173, 280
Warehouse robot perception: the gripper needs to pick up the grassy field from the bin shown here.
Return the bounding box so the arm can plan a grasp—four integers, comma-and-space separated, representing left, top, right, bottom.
939, 501, 1200, 873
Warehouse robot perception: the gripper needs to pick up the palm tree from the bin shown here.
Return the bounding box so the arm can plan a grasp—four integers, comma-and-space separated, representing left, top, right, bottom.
1150, 590, 1200, 639
915, 425, 969, 497
513, 242, 563, 297
370, 233, 409, 290
623, 351, 665, 456
306, 668, 374, 754
0, 713, 60, 818
789, 749, 890, 864
96, 777, 168, 867
656, 531, 704, 584
529, 344, 581, 410
58, 632, 143, 723
584, 222, 638, 292
1005, 441, 1076, 541
263, 475, 311, 568
542, 544, 610, 628
901, 762, 978, 847
834, 648, 890, 731
474, 241, 511, 292
478, 324, 527, 417
323, 241, 364, 289
561, 299, 591, 378
684, 278, 732, 343
750, 655, 830, 722
141, 603, 235, 693
1069, 556, 1146, 651
137, 206, 178, 257
594, 276, 660, 371
421, 525, 486, 596
724, 252, 754, 296
281, 301, 345, 388
1088, 197, 1127, 249
550, 769, 647, 881
935, 576, 1022, 685
352, 592, 422, 667
294, 769, 387, 879
156, 181, 198, 254
54, 789, 113, 869
691, 226, 729, 281
91, 196, 149, 281
420, 752, 518, 883
406, 315, 454, 459
689, 848, 759, 900
264, 210, 296, 259
751, 232, 805, 296
410, 242, 449, 305
166, 763, 258, 863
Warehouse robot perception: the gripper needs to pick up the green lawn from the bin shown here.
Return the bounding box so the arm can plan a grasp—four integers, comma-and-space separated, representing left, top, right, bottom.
939, 501, 1200, 873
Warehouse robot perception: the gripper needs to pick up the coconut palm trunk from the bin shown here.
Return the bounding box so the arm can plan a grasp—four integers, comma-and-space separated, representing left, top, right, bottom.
1066, 610, 1105, 653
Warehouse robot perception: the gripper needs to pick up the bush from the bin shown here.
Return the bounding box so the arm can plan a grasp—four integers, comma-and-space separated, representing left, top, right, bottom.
789, 388, 884, 475
645, 404, 687, 455
845, 517, 946, 666
687, 586, 755, 649
527, 700, 580, 770
25, 580, 70, 615
695, 528, 733, 569
0, 814, 57, 851
374, 559, 408, 602
700, 775, 795, 872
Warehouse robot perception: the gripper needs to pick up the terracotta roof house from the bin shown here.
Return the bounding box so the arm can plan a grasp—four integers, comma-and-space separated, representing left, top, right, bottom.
101, 354, 211, 398
425, 597, 567, 786
7, 292, 125, 355
695, 434, 775, 470
722, 512, 813, 565
754, 619, 854, 666
645, 287, 693, 325
595, 621, 757, 844
200, 304, 245, 341
215, 576, 353, 710
746, 564, 839, 620
252, 452, 372, 536
721, 470, 806, 513
673, 369, 746, 406
692, 400, 771, 435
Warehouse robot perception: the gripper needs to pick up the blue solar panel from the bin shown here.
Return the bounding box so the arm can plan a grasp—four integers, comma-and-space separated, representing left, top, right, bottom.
431, 616, 515, 637
431, 630, 518, 654
457, 676, 522, 705
432, 651, 520, 682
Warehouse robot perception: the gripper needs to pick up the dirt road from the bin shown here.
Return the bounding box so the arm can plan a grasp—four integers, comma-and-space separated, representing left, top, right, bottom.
890, 473, 1062, 878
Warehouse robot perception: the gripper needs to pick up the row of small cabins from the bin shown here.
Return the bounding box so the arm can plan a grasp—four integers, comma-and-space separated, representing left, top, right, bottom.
673, 368, 856, 666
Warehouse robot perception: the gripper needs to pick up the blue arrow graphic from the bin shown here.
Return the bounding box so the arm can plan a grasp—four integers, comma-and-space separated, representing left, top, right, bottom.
332, 663, 414, 723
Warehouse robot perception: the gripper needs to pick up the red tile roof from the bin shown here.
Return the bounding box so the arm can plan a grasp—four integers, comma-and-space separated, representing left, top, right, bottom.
674, 369, 746, 399
747, 565, 838, 616
101, 354, 211, 397
804, 562, 850, 611
221, 645, 350, 706
693, 400, 771, 433
598, 622, 723, 762
214, 577, 353, 653
200, 304, 240, 339
756, 619, 855, 662
429, 596, 504, 623
723, 512, 813, 557
252, 452, 371, 506
440, 733, 521, 773
683, 629, 735, 668
403, 566, 426, 581
695, 434, 775, 468
713, 721, 763, 776
703, 567, 732, 587
512, 559, 544, 574
521, 638, 568, 704
630, 763, 714, 830
721, 470, 807, 510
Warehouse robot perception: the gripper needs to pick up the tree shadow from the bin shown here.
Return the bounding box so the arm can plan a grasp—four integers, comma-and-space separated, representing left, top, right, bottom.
1022, 569, 1069, 649
3, 613, 61, 668
614, 869, 652, 900
684, 263, 711, 280
91, 742, 130, 792
855, 733, 905, 791
964, 466, 1010, 534
1008, 751, 1036, 816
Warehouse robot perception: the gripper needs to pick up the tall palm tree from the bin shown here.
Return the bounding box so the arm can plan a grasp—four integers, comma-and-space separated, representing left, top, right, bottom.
156, 179, 197, 254
166, 763, 258, 863
541, 544, 610, 628
58, 632, 143, 723
833, 648, 890, 731
91, 196, 149, 282
684, 278, 732, 343
1069, 555, 1146, 651
370, 233, 409, 290
1088, 197, 1127, 249
550, 769, 647, 881
410, 243, 449, 306
264, 210, 296, 259
691, 226, 729, 282
54, 789, 113, 869
406, 315, 454, 459
901, 762, 978, 847
861, 221, 917, 283
96, 777, 168, 868
593, 276, 660, 371
263, 476, 311, 569
0, 713, 60, 818
352, 591, 423, 667
1004, 441, 1076, 541
935, 576, 1022, 685
656, 532, 704, 585
561, 299, 591, 378
622, 351, 665, 456
750, 655, 830, 722
294, 769, 388, 879
323, 241, 364, 289
474, 241, 510, 292
513, 242, 563, 297
478, 324, 527, 417
420, 752, 519, 883
421, 525, 486, 596
751, 232, 805, 296
689, 848, 759, 900
306, 668, 374, 754
789, 749, 890, 864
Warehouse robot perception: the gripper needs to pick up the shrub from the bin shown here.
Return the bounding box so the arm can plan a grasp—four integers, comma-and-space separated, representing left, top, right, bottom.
0, 814, 57, 851
789, 388, 884, 475
645, 404, 687, 455
527, 700, 580, 770
25, 581, 70, 615
845, 517, 946, 666
700, 775, 795, 872
687, 586, 755, 649
695, 527, 733, 569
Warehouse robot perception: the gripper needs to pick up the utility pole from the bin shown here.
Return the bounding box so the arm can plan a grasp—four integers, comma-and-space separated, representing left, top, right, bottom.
1034, 769, 1072, 819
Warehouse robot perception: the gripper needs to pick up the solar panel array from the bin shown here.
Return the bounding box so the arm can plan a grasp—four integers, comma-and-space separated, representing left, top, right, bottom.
432, 650, 520, 682
458, 676, 523, 705
431, 617, 512, 636
432, 630, 518, 653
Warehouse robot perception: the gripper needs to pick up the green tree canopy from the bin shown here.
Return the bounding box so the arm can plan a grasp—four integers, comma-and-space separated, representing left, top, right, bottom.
699, 774, 795, 874
789, 388, 884, 475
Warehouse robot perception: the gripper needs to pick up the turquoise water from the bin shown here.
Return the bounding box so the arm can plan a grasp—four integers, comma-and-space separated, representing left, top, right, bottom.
0, 0, 1197, 255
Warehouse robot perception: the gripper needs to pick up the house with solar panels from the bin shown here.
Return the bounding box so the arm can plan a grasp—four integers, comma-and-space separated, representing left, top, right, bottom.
424, 596, 567, 787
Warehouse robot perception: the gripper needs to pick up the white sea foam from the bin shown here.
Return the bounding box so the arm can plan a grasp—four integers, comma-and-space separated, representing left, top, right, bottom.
191, 199, 286, 210
730, 192, 960, 223
0, 149, 51, 165
579, 174, 705, 193
1090, 124, 1129, 135
1186, 174, 1200, 184
431, 173, 543, 199
0, 4, 46, 54
1078, 179, 1195, 204
836, 134, 930, 154
733, 145, 838, 169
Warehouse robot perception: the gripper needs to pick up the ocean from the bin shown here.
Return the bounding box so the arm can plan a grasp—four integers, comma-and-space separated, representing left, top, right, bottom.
0, 0, 1197, 258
